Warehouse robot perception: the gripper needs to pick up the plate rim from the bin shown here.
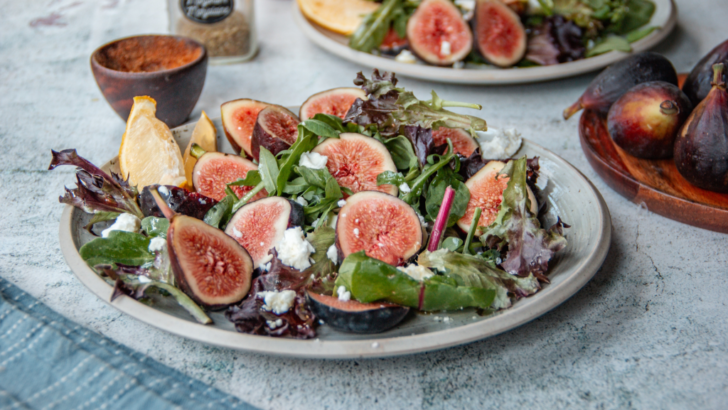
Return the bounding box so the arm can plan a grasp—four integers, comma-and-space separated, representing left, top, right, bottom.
291, 0, 677, 85
59, 134, 612, 359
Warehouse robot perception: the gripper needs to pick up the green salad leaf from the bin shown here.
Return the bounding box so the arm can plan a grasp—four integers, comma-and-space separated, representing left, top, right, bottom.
424, 166, 470, 226
79, 230, 154, 267
141, 216, 169, 238
349, 0, 403, 52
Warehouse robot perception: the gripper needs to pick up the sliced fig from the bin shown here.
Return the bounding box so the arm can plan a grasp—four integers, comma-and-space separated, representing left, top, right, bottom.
192, 152, 267, 202
312, 133, 398, 196
433, 127, 479, 157
379, 28, 409, 54
563, 52, 678, 120
139, 184, 216, 219
224, 197, 304, 269
473, 0, 526, 67
457, 161, 537, 234
307, 292, 409, 334
299, 87, 367, 121
250, 106, 300, 161
683, 39, 728, 107
221, 99, 271, 156
406, 0, 473, 66
336, 191, 425, 266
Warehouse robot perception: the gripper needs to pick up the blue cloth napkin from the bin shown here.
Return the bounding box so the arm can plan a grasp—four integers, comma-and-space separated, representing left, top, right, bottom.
0, 278, 257, 410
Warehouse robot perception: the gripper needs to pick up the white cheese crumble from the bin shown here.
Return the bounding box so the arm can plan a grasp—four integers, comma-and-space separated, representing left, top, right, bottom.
452, 61, 465, 69
267, 319, 283, 329
399, 182, 411, 193
326, 244, 339, 264
475, 128, 523, 160
440, 40, 452, 56
337, 199, 346, 208
336, 286, 351, 302
232, 227, 243, 238
353, 228, 360, 237
261, 262, 272, 272
397, 264, 435, 282
395, 49, 417, 64
294, 196, 308, 207
257, 290, 296, 314
299, 152, 328, 170
101, 213, 141, 238
454, 0, 475, 13
148, 237, 166, 253
274, 227, 316, 270
157, 186, 169, 196
137, 276, 151, 284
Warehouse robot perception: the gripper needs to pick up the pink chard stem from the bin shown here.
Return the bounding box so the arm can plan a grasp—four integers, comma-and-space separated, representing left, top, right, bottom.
427, 186, 456, 252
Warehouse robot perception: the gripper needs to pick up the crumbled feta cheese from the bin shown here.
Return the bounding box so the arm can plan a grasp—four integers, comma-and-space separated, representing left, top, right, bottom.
157, 186, 169, 196
475, 128, 523, 160
137, 276, 151, 284
454, 0, 475, 12
328, 214, 338, 228
440, 41, 452, 56
101, 213, 141, 238
267, 318, 284, 329
232, 227, 243, 238
261, 262, 272, 272
399, 182, 411, 193
295, 196, 309, 207
326, 244, 339, 264
355, 219, 359, 224
336, 286, 351, 302
148, 237, 166, 253
337, 199, 346, 208
274, 227, 316, 270
299, 152, 328, 170
397, 264, 435, 282
452, 61, 464, 69
417, 213, 427, 227
353, 228, 360, 237
395, 49, 417, 64
257, 290, 296, 314
312, 218, 320, 228
200, 199, 206, 205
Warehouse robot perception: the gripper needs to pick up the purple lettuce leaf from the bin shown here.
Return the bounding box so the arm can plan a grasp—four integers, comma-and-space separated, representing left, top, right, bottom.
526, 16, 585, 66
403, 125, 434, 168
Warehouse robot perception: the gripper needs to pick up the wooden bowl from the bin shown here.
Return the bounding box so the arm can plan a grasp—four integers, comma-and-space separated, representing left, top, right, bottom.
90, 34, 208, 128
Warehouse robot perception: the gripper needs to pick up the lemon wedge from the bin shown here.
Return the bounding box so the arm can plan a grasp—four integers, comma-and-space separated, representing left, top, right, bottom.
183, 111, 217, 190
297, 0, 379, 36
119, 96, 186, 189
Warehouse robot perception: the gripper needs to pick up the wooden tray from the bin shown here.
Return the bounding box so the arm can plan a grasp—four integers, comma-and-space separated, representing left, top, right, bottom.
578, 109, 728, 233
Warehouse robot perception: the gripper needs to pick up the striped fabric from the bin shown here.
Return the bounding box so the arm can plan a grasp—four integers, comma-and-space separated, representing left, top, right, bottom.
0, 278, 257, 410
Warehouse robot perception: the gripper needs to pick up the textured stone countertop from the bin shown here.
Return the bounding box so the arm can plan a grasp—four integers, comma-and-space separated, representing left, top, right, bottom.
1, 0, 726, 409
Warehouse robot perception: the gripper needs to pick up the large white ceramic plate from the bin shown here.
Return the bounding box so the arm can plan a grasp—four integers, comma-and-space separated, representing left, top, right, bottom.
59, 116, 611, 359
292, 0, 676, 85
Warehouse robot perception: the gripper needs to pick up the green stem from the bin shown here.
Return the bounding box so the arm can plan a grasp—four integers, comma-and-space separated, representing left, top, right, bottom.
712, 63, 725, 89
232, 182, 265, 212
439, 101, 482, 110
190, 143, 207, 159
462, 207, 482, 255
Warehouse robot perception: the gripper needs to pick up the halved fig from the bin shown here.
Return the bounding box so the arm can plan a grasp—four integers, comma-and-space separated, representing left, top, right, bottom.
380, 28, 409, 54
473, 0, 527, 67
192, 152, 267, 202
224, 197, 304, 269
299, 87, 367, 121
457, 161, 537, 234
433, 127, 479, 157
139, 184, 216, 220
250, 106, 300, 161
336, 191, 425, 266
307, 292, 410, 334
406, 0, 473, 66
221, 99, 271, 156
312, 133, 398, 196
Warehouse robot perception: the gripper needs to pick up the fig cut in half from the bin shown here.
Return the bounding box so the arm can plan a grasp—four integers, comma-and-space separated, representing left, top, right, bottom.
221, 99, 271, 156
457, 161, 537, 234
307, 292, 410, 334
406, 0, 473, 66
251, 105, 300, 161
192, 152, 267, 202
312, 133, 398, 196
433, 127, 479, 157
224, 197, 304, 269
473, 0, 527, 67
299, 87, 366, 121
336, 191, 425, 266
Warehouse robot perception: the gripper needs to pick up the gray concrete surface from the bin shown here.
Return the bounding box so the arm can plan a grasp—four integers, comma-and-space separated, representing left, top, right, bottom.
1, 0, 726, 409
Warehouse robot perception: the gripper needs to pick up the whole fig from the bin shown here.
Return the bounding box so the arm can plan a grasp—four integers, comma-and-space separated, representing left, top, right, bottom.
682, 39, 728, 107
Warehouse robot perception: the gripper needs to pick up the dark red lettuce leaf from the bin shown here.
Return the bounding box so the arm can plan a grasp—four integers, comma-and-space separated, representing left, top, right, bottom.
404, 125, 434, 167
526, 16, 585, 66
139, 184, 217, 220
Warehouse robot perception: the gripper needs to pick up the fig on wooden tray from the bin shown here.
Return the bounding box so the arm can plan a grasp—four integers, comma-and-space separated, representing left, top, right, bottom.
406, 0, 473, 66
563, 52, 679, 120
607, 81, 692, 159
224, 197, 304, 269
306, 292, 409, 334
251, 105, 300, 161
682, 39, 728, 107
336, 191, 425, 266
220, 98, 271, 156
151, 189, 254, 310
432, 127, 479, 157
190, 145, 267, 202
473, 0, 527, 67
674, 63, 728, 193
299, 87, 366, 121
312, 133, 398, 196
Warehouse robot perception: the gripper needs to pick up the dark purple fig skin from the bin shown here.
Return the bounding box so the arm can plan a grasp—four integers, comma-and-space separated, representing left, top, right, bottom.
307, 292, 410, 334
250, 106, 300, 161
139, 184, 216, 219
683, 39, 728, 107
563, 52, 678, 119
607, 81, 692, 159
168, 215, 254, 310
674, 64, 728, 193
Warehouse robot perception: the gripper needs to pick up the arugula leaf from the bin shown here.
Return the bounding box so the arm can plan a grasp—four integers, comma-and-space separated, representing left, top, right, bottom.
312, 113, 346, 132
282, 176, 309, 195
303, 225, 337, 278
424, 166, 470, 227
400, 143, 457, 206
349, 0, 402, 52
441, 237, 463, 252
618, 0, 655, 34
83, 211, 120, 232
380, 135, 419, 171
301, 119, 340, 139
227, 170, 262, 187
625, 25, 657, 43
203, 195, 235, 229
141, 216, 169, 238
258, 147, 279, 195
275, 125, 319, 195
586, 35, 631, 57
296, 166, 332, 190
377, 170, 405, 187
79, 230, 154, 267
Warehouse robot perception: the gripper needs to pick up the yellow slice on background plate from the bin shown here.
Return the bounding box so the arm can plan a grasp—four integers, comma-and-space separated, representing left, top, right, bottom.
119, 96, 186, 189
297, 0, 379, 36
183, 111, 217, 190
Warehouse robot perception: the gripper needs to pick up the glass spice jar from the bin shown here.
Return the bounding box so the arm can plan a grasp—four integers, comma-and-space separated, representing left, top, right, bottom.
168, 0, 257, 64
